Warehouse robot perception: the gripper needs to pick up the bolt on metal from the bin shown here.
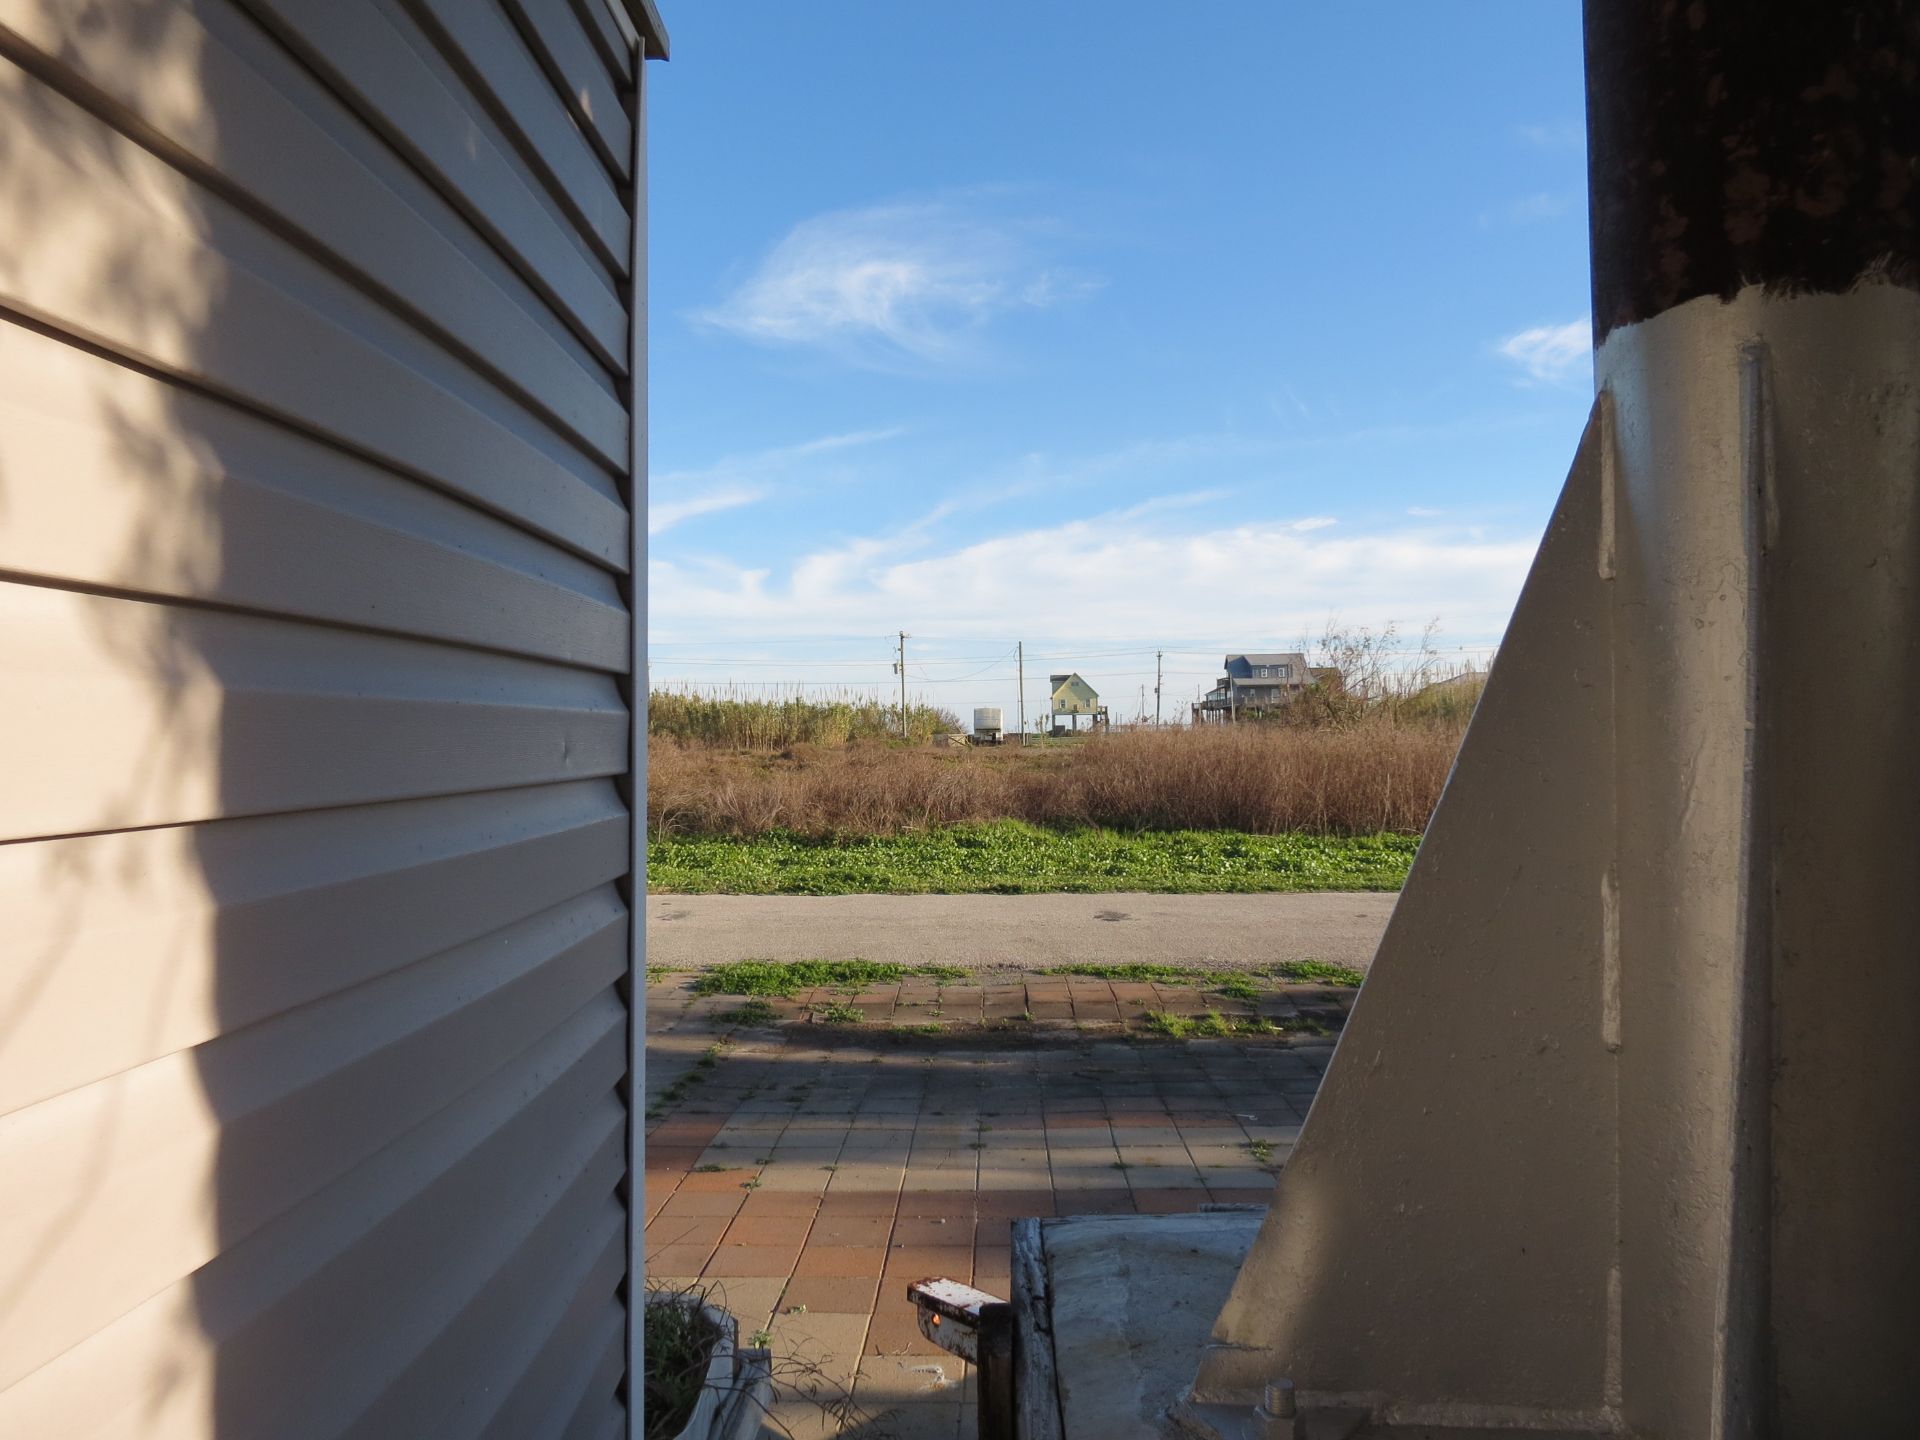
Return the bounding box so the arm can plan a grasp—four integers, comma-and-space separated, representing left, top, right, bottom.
1256, 1378, 1301, 1439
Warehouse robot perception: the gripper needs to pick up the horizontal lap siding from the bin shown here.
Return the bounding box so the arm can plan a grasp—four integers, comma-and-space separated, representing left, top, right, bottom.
0, 1, 644, 1436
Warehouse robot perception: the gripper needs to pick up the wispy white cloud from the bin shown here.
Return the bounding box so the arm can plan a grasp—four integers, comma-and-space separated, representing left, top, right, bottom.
1517, 121, 1583, 149
695, 201, 1099, 366
1508, 191, 1571, 223
1498, 318, 1591, 386
649, 488, 763, 536
1476, 191, 1575, 230
1407, 505, 1444, 518
648, 426, 904, 536
650, 502, 1534, 649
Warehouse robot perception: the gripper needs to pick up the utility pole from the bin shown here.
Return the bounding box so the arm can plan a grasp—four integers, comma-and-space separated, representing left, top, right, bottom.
1155, 650, 1163, 727
1016, 641, 1026, 747
894, 631, 909, 737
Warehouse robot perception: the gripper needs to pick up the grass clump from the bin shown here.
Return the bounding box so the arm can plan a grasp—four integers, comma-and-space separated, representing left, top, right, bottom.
692, 958, 964, 997
1269, 960, 1367, 987
814, 1000, 864, 1025
1047, 961, 1222, 982
654, 822, 1417, 897
718, 998, 779, 1027
1138, 1009, 1294, 1040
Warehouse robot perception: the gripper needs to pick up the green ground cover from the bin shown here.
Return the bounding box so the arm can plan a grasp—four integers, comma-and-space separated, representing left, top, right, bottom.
649, 820, 1418, 896
1045, 959, 1367, 988
692, 959, 966, 997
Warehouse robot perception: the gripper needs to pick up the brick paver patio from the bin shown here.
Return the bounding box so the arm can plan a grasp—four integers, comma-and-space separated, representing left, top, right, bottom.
643, 972, 1340, 1438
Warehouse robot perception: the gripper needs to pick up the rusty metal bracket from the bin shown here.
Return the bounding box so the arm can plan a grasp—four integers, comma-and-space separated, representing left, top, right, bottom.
907, 1278, 1016, 1439
906, 1277, 1004, 1361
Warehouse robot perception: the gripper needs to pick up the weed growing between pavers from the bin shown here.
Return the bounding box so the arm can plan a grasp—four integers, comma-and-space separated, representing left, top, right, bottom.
651, 821, 1418, 895
813, 1000, 864, 1025
717, 998, 778, 1027
692, 958, 965, 997
1142, 1009, 1296, 1040
1044, 961, 1364, 1001
647, 1041, 735, 1120
1269, 959, 1367, 987
1142, 1010, 1194, 1038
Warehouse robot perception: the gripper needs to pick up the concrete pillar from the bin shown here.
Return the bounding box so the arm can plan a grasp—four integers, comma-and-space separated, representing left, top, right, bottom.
1180, 4, 1919, 1436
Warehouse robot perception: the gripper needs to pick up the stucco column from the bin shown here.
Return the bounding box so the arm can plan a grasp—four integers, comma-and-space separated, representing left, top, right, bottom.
1179, 4, 1919, 1436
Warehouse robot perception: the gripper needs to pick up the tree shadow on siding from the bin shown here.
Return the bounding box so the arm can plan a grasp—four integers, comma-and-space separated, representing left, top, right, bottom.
0, 7, 635, 1438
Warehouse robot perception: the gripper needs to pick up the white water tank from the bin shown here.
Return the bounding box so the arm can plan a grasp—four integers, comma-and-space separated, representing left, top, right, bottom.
972, 706, 1004, 734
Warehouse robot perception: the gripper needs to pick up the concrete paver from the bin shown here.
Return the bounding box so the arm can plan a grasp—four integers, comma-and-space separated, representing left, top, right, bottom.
642, 971, 1333, 1436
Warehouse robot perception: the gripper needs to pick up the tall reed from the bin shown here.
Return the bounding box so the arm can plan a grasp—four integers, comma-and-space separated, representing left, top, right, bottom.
648, 715, 1465, 839
647, 684, 960, 748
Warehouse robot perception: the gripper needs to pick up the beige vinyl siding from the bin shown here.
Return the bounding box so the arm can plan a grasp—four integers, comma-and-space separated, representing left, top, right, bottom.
0, 1, 655, 1435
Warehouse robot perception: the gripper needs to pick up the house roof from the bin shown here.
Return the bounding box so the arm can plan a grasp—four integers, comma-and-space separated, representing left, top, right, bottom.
1225, 652, 1309, 668
610, 0, 671, 58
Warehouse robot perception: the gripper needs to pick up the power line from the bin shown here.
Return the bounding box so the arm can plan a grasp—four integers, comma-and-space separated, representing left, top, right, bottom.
907, 645, 1018, 685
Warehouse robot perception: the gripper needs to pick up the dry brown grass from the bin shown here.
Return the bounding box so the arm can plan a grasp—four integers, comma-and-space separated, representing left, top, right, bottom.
648, 718, 1465, 839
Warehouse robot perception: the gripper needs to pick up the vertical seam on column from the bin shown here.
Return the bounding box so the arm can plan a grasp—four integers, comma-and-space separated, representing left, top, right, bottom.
1598, 387, 1619, 582
1600, 381, 1624, 1426
1741, 340, 1779, 1430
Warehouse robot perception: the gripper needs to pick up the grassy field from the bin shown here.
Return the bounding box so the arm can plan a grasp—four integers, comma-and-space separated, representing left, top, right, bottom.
651, 717, 1465, 839
646, 671, 1467, 894
649, 819, 1419, 895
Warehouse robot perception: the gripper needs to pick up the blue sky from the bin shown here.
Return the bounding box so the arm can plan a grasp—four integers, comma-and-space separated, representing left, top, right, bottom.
646, 2, 1594, 725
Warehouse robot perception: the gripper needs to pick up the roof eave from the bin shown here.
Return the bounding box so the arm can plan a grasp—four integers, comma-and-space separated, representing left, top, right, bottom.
620, 0, 671, 58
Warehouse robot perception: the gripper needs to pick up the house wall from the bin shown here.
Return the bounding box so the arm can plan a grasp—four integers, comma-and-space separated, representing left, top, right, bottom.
1049, 676, 1101, 715
0, 2, 658, 1435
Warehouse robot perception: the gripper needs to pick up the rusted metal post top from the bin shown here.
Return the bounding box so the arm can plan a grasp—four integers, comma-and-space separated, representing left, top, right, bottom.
1585, 0, 1920, 345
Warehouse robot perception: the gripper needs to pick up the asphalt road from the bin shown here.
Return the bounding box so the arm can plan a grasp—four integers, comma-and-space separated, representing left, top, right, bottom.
644, 891, 1397, 972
